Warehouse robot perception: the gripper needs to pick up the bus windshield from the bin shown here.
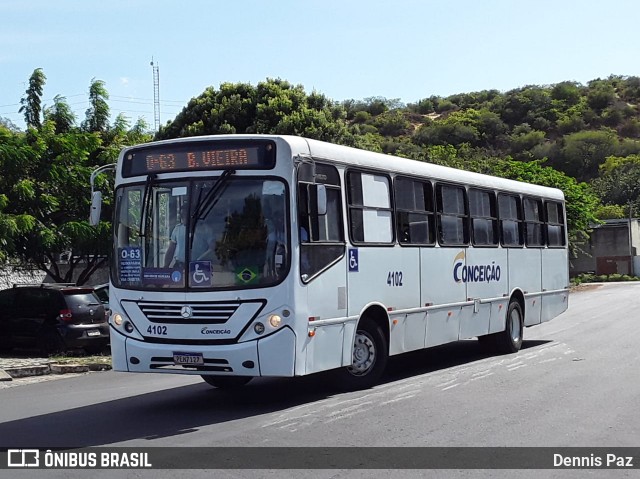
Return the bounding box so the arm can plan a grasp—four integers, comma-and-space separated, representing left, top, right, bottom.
112, 177, 289, 290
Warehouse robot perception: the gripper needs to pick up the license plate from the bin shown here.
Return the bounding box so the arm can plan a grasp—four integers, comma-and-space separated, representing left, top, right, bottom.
173, 352, 204, 366
87, 330, 101, 337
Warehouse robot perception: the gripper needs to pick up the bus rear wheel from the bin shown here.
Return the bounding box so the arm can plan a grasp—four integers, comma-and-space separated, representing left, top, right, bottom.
495, 300, 524, 353
201, 375, 252, 389
337, 320, 388, 390
478, 300, 524, 354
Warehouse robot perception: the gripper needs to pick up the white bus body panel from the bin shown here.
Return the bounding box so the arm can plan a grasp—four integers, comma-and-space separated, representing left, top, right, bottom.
508, 249, 542, 326
541, 248, 570, 322
462, 247, 509, 339
302, 256, 350, 375
348, 246, 421, 355
421, 248, 466, 347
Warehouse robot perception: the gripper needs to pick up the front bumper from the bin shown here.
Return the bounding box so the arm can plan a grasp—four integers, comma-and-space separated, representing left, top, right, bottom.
110, 326, 296, 377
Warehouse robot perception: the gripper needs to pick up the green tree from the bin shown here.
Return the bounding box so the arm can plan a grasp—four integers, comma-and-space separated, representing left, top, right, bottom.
551, 129, 619, 180
551, 81, 582, 106
587, 80, 615, 111
158, 79, 349, 143
374, 110, 411, 136
595, 204, 626, 220
83, 79, 110, 133
44, 95, 76, 134
19, 68, 46, 129
1, 73, 153, 283
591, 155, 640, 214
2, 120, 109, 283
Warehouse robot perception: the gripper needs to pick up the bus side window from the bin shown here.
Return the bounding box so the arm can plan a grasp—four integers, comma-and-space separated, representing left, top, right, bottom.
395, 177, 435, 246
498, 193, 523, 247
524, 197, 544, 247
546, 201, 566, 247
347, 171, 393, 244
469, 188, 498, 246
436, 184, 468, 246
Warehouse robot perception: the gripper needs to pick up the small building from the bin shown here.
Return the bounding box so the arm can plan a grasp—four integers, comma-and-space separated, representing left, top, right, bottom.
571, 218, 640, 277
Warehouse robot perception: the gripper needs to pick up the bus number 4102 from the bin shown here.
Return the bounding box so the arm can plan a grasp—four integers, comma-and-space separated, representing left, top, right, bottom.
387, 271, 403, 287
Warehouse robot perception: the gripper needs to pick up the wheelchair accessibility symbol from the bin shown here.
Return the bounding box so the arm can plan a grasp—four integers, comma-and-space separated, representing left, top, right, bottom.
189, 261, 212, 287
348, 248, 359, 272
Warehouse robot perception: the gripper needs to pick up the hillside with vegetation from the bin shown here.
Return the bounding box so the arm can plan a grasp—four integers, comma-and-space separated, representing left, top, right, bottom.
157, 76, 640, 218
2, 70, 640, 281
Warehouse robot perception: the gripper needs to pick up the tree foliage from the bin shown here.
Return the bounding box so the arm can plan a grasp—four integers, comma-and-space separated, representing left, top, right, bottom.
0, 70, 152, 283
591, 154, 640, 214
157, 79, 350, 143
19, 68, 46, 129
82, 79, 110, 133
8, 71, 640, 277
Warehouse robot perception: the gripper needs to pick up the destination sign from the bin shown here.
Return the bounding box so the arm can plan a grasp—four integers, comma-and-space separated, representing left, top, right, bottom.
122, 140, 276, 177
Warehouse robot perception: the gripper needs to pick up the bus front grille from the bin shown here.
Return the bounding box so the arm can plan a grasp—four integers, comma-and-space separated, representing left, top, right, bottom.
138, 301, 241, 324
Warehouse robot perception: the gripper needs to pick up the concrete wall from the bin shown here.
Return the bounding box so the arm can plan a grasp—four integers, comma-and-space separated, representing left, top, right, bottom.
0, 264, 109, 290
0, 266, 46, 290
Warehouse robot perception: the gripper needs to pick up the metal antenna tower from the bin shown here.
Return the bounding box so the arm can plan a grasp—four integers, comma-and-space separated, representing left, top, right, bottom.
150, 58, 160, 131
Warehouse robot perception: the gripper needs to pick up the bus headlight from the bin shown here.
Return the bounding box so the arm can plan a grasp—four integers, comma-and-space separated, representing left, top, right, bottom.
268, 314, 282, 328
113, 313, 123, 326
254, 322, 265, 335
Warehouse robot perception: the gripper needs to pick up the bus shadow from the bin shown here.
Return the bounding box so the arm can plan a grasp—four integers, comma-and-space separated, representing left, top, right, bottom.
382, 338, 551, 383
0, 339, 551, 448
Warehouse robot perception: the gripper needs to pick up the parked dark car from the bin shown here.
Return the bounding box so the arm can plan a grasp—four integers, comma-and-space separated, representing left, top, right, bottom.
93, 283, 109, 310
0, 284, 109, 355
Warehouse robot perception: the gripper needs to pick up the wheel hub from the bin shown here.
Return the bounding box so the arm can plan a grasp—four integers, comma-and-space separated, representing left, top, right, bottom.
510, 308, 522, 343
348, 332, 376, 376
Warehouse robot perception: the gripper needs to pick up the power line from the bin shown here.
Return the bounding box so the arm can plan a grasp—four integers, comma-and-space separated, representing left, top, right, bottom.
1, 94, 186, 110
110, 95, 186, 105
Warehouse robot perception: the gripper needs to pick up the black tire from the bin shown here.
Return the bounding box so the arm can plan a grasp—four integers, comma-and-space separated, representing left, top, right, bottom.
38, 328, 66, 356
201, 375, 252, 389
494, 300, 524, 354
336, 320, 388, 390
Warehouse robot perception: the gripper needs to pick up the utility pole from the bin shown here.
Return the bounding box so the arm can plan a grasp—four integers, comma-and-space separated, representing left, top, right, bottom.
150, 58, 160, 131
629, 201, 635, 276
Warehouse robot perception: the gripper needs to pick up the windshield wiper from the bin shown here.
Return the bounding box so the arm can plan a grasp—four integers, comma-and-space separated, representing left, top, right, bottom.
138, 173, 157, 237
189, 169, 235, 246
193, 169, 235, 220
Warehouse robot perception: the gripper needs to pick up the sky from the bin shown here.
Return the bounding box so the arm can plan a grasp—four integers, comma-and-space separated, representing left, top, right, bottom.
1, 0, 639, 131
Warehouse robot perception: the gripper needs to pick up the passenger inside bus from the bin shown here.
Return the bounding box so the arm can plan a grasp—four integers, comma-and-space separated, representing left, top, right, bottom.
164, 203, 189, 268
263, 198, 287, 278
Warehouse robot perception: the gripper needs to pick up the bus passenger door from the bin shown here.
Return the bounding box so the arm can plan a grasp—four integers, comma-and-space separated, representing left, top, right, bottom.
297, 168, 349, 375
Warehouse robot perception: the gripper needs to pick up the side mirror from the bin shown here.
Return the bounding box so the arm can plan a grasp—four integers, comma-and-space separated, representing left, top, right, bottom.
90, 191, 102, 226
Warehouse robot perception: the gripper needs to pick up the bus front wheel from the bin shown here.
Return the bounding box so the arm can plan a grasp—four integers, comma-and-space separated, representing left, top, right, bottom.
201, 375, 252, 389
337, 320, 388, 390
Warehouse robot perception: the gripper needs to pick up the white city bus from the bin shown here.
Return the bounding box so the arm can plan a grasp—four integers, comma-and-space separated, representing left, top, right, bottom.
95, 134, 569, 389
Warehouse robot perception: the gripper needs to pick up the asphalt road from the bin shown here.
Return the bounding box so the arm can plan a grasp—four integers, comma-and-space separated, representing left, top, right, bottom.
1, 282, 639, 479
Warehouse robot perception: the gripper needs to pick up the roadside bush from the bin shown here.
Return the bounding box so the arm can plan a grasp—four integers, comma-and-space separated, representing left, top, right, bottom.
571, 273, 640, 285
